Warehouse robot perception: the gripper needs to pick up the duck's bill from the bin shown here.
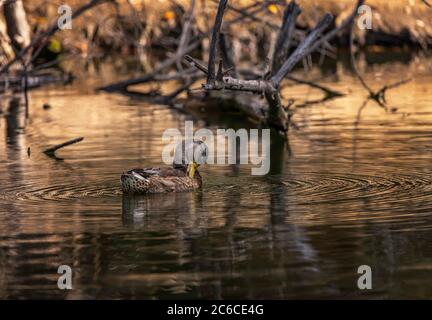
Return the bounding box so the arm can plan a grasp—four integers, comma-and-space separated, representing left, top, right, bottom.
188, 162, 200, 178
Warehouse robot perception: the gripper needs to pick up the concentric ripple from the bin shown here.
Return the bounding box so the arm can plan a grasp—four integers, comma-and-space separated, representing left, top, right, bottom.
0, 182, 122, 203
273, 171, 432, 207
2, 172, 431, 208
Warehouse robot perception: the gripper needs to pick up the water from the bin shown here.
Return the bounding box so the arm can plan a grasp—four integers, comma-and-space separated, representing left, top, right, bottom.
0, 55, 432, 299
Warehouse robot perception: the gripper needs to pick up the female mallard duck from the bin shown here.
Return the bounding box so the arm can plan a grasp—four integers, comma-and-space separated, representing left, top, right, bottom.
121, 140, 207, 194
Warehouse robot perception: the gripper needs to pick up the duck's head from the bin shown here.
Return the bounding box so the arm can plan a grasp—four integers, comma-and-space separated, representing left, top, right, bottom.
173, 140, 208, 178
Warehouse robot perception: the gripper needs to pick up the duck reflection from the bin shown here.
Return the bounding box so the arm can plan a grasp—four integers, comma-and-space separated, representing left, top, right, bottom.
121, 192, 204, 230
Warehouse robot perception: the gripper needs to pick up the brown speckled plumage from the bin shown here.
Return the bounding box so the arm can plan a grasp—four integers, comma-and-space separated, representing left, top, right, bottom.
121, 167, 202, 194
121, 140, 207, 194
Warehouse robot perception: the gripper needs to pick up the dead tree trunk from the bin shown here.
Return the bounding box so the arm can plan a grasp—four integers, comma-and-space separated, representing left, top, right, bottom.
3, 0, 31, 53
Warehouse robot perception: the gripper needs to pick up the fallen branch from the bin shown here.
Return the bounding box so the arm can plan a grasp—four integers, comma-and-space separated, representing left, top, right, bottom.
237, 68, 344, 101
187, 1, 334, 131
43, 137, 84, 160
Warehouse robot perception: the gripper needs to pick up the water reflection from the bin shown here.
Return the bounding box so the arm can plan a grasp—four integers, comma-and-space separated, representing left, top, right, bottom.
121, 192, 203, 229
0, 54, 432, 299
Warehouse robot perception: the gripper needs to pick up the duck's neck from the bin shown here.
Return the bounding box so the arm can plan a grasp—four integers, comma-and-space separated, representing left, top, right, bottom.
173, 164, 201, 186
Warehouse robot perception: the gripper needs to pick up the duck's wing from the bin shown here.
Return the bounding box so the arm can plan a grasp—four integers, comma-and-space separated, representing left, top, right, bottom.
125, 167, 187, 179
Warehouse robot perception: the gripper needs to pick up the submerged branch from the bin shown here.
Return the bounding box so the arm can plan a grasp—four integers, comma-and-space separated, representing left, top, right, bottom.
43, 137, 84, 160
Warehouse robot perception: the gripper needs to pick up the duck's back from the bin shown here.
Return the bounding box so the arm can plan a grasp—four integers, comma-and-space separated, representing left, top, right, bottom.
121, 167, 201, 194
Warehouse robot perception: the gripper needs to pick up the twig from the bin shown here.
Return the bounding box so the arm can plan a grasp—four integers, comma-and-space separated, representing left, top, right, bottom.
218, 33, 237, 78
184, 55, 208, 74
43, 137, 84, 160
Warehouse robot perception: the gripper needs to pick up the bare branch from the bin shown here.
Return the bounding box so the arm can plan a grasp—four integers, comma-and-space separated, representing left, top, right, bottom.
271, 13, 333, 87
307, 0, 365, 55
43, 137, 84, 160
207, 0, 228, 85
184, 54, 209, 74
219, 33, 238, 78
272, 1, 302, 74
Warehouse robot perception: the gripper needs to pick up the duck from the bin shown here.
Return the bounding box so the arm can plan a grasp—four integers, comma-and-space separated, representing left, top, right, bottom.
120, 140, 207, 194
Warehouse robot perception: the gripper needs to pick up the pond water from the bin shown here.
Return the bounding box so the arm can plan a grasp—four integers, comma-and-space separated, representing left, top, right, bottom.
0, 54, 431, 299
